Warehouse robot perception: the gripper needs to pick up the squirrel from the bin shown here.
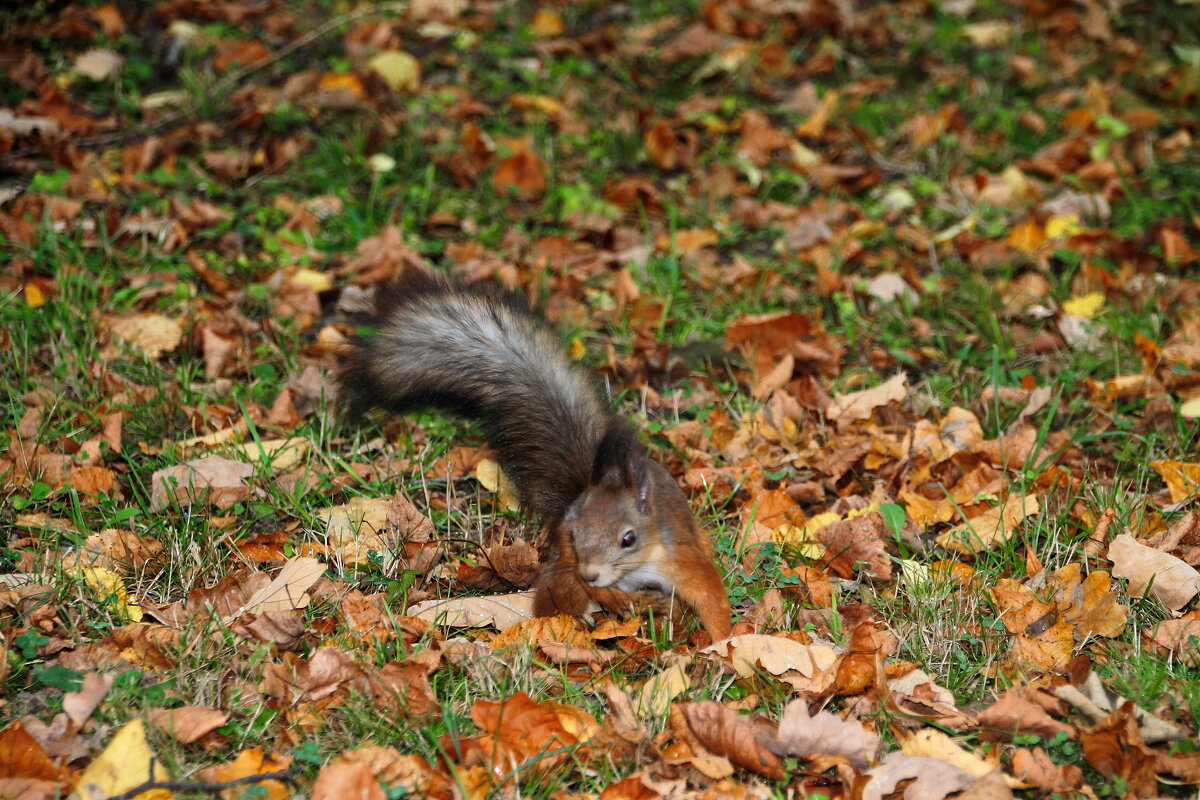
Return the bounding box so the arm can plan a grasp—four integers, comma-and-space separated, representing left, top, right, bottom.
339, 271, 731, 641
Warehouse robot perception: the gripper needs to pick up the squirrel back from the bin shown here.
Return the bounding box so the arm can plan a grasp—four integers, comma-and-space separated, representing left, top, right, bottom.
340, 272, 731, 640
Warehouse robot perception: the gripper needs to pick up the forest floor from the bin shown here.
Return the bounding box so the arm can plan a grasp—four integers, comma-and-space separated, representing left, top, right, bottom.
1, 1, 1199, 798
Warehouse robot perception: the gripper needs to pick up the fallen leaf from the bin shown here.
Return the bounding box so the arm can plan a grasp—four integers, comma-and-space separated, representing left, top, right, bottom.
148, 707, 229, 744
702, 634, 839, 690
1149, 459, 1200, 503
368, 51, 420, 93
1147, 615, 1200, 665
73, 720, 170, 800
75, 49, 123, 80
312, 762, 385, 800
231, 556, 325, 618
826, 373, 907, 426
770, 698, 879, 768
530, 8, 564, 36
679, 702, 785, 779
493, 151, 548, 198
1108, 533, 1200, 611
63, 672, 114, 730
195, 748, 291, 800
106, 314, 183, 359
863, 754, 992, 800
410, 592, 534, 629
634, 658, 691, 718
937, 494, 1040, 555
150, 455, 253, 511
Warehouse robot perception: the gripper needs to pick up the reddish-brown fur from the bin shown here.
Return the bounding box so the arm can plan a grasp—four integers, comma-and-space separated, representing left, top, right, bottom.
342, 273, 732, 639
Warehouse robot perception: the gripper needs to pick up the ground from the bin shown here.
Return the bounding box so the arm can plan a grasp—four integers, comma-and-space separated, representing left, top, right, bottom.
1, 1, 1199, 798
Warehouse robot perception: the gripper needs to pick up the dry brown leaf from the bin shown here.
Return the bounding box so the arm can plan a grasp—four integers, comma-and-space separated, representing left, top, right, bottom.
863, 754, 983, 800
148, 706, 229, 744
817, 510, 893, 580
196, 748, 291, 800
1011, 747, 1084, 794
937, 494, 1040, 555
319, 496, 393, 565
106, 313, 182, 359
679, 702, 785, 780
150, 455, 253, 511
332, 747, 450, 799
492, 151, 547, 198
1051, 565, 1127, 639
75, 48, 123, 80
0, 721, 63, 782
62, 672, 114, 730
702, 634, 839, 688
312, 761, 385, 800
770, 698, 879, 768
231, 556, 324, 619
363, 660, 439, 718
1147, 614, 1200, 665
492, 614, 591, 651
976, 688, 1075, 740
261, 647, 360, 705
409, 592, 534, 629
826, 373, 907, 426
899, 729, 1017, 787
1108, 533, 1200, 611
634, 658, 691, 718
461, 692, 597, 781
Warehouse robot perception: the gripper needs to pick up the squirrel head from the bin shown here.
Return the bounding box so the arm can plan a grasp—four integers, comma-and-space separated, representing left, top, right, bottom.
562, 423, 690, 592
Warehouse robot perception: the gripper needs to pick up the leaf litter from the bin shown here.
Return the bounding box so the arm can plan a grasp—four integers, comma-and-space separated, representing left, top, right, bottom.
1, 0, 1198, 798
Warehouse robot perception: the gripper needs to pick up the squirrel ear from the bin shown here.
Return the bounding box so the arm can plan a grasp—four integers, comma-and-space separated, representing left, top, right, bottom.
592, 422, 646, 497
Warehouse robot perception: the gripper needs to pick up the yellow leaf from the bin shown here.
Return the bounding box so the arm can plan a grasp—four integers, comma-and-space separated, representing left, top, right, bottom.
1007, 220, 1045, 253
530, 9, 564, 36
290, 268, 331, 292
367, 50, 420, 92
771, 522, 825, 559
24, 282, 45, 307
634, 658, 691, 718
74, 566, 143, 622
1149, 460, 1200, 503
230, 437, 311, 471
998, 165, 1031, 200
1180, 396, 1200, 419
568, 337, 586, 360
475, 458, 520, 512
74, 719, 171, 800
1062, 291, 1105, 319
1045, 214, 1081, 238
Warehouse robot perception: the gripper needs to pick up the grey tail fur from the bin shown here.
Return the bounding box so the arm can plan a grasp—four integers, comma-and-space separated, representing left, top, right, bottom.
340, 272, 621, 520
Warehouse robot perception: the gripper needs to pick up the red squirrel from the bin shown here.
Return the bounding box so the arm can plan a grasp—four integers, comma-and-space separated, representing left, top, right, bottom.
339, 272, 731, 640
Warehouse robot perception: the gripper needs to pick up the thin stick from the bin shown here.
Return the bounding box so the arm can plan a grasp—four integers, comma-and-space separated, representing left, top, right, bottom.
104, 767, 298, 800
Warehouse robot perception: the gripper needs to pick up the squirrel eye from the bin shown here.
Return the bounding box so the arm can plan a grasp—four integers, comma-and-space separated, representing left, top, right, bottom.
619, 530, 637, 548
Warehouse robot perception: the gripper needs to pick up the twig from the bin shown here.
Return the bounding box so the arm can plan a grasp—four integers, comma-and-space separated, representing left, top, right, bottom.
1, 1, 410, 166
104, 766, 298, 800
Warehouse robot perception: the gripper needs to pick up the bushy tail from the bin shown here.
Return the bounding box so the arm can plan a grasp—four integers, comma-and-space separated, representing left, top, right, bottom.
340, 273, 609, 520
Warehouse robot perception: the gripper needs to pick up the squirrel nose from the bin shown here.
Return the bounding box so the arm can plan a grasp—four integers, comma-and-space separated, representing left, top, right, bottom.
579, 567, 600, 585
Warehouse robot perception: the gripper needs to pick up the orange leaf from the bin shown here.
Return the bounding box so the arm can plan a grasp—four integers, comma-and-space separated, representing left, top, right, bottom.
492, 152, 547, 198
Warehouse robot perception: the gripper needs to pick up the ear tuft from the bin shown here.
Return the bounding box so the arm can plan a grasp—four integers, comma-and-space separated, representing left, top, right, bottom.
591, 421, 647, 499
